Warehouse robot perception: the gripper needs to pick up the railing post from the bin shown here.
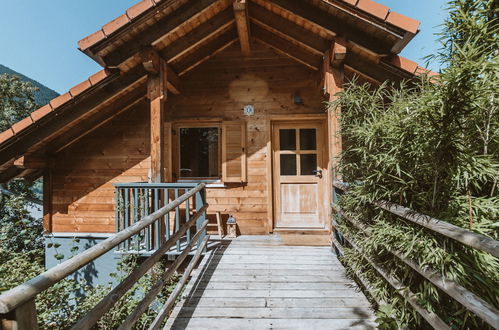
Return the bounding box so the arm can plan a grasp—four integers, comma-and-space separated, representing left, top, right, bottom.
195, 188, 206, 250
1, 298, 39, 330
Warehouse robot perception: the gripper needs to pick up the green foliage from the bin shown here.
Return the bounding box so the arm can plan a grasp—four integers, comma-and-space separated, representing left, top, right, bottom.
0, 179, 43, 255
0, 64, 59, 107
330, 0, 498, 328
0, 74, 40, 132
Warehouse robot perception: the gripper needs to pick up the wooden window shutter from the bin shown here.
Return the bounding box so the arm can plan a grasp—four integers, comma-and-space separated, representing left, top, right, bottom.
222, 121, 247, 183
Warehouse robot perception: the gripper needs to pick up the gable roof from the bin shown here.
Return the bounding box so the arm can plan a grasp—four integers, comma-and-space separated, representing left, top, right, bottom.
0, 0, 436, 183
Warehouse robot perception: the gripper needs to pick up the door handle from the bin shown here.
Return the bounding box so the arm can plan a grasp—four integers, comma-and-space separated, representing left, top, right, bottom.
312, 169, 322, 178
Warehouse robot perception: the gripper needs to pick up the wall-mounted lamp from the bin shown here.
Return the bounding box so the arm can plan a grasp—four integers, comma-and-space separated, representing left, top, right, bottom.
227, 215, 237, 238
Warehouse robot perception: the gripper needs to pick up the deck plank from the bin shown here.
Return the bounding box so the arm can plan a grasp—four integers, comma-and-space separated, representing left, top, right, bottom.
164, 236, 376, 329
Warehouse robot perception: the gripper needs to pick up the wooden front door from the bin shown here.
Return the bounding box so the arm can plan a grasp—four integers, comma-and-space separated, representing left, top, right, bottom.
272, 121, 327, 229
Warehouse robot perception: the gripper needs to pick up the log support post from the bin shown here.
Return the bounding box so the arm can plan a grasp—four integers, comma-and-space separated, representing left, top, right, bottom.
323, 38, 347, 181
143, 48, 168, 183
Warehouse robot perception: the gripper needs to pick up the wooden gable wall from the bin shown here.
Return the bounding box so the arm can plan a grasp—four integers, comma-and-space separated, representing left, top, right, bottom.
47, 43, 327, 234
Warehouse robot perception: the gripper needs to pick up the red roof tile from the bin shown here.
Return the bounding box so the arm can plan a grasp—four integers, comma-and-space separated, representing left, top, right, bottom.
78, 30, 106, 51
386, 11, 420, 34
70, 80, 92, 97
341, 0, 359, 5
126, 0, 155, 20
387, 55, 419, 74
102, 14, 131, 36
0, 128, 15, 144
49, 92, 72, 110
31, 104, 53, 122
12, 116, 34, 134
356, 0, 389, 20
89, 69, 112, 85
415, 65, 439, 78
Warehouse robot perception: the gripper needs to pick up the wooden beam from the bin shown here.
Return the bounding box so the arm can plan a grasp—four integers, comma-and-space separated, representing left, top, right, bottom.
102, 0, 220, 67
160, 8, 234, 63
0, 166, 23, 184
13, 156, 53, 169
345, 52, 404, 83
249, 3, 330, 55
50, 86, 148, 153
173, 27, 239, 75
233, 0, 251, 56
142, 47, 181, 94
251, 23, 322, 70
144, 51, 168, 183
331, 37, 347, 68
344, 64, 382, 86
265, 0, 395, 55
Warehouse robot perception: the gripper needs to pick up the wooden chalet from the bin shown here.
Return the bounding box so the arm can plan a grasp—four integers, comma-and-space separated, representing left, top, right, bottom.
0, 0, 429, 244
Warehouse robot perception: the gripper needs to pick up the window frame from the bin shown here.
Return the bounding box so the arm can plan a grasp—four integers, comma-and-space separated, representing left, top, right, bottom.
174, 122, 222, 181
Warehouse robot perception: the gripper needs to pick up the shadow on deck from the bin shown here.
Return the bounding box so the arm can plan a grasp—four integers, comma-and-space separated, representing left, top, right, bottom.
164, 235, 377, 329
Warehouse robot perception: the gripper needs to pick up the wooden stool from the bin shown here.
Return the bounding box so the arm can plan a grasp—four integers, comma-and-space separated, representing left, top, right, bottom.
207, 212, 224, 238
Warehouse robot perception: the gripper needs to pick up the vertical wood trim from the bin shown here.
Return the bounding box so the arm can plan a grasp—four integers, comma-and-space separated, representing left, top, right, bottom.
164, 122, 173, 182
266, 118, 273, 233
43, 169, 52, 233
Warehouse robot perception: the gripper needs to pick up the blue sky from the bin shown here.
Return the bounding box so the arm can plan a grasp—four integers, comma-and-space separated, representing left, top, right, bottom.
0, 0, 448, 94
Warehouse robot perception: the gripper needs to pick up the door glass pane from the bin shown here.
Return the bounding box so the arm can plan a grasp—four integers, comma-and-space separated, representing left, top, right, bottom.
280, 154, 297, 175
300, 154, 317, 175
300, 129, 316, 150
180, 127, 219, 178
279, 129, 296, 150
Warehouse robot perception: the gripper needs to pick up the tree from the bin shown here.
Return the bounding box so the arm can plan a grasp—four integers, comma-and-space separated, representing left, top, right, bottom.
0, 74, 39, 132
330, 0, 498, 328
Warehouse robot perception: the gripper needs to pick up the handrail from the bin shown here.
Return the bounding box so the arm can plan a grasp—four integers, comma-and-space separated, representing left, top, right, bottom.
374, 200, 499, 258
340, 232, 451, 330
71, 205, 208, 330
332, 182, 499, 328
334, 205, 499, 328
332, 181, 499, 258
0, 183, 206, 323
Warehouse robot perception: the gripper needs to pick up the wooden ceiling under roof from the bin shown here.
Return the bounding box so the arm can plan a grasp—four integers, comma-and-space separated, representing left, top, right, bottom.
0, 0, 429, 182
79, 0, 421, 80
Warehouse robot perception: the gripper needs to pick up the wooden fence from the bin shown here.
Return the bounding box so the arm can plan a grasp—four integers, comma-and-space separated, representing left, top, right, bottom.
332, 181, 499, 330
0, 183, 208, 330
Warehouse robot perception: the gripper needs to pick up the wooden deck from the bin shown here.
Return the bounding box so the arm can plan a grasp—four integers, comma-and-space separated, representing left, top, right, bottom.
165, 235, 377, 329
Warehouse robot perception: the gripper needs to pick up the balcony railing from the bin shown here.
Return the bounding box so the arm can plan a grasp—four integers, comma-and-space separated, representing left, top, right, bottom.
114, 182, 207, 254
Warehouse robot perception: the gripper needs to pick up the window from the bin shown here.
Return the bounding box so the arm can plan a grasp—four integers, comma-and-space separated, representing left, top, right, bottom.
278, 127, 318, 176
179, 127, 220, 178
175, 121, 247, 182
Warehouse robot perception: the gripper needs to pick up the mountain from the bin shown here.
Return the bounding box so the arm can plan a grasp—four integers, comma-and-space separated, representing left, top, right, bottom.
0, 64, 59, 106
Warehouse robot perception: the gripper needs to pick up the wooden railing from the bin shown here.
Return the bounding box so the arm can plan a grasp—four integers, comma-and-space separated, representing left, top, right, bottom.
0, 183, 209, 330
114, 182, 207, 254
332, 181, 499, 330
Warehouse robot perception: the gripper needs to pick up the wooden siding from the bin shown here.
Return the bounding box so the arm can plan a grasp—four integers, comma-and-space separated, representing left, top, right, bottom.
48, 43, 327, 234
168, 43, 325, 234
50, 103, 150, 233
